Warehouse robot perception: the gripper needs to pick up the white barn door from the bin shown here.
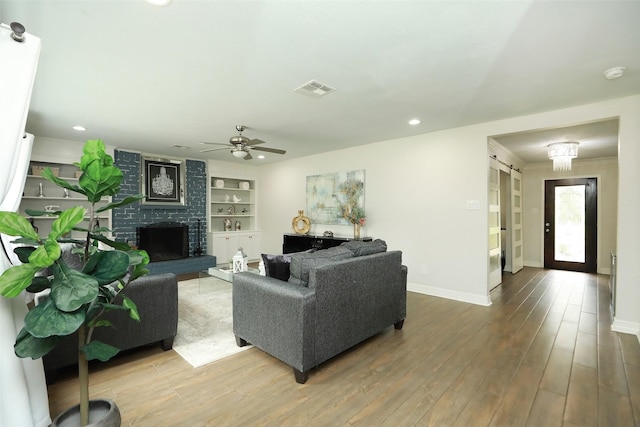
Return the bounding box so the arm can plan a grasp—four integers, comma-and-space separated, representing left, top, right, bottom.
510, 169, 524, 274
488, 158, 502, 290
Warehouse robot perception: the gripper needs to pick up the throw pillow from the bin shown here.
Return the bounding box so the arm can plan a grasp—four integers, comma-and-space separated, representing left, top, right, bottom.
341, 239, 387, 257
261, 249, 316, 281
261, 253, 294, 281
288, 246, 354, 287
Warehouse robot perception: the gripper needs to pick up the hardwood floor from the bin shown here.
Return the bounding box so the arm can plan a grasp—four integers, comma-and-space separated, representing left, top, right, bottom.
47, 268, 640, 426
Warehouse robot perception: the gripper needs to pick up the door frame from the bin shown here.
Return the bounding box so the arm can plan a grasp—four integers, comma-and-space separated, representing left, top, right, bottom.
542, 176, 598, 273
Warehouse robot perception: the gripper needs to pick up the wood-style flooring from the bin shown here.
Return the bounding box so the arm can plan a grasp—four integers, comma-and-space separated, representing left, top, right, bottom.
47, 267, 640, 426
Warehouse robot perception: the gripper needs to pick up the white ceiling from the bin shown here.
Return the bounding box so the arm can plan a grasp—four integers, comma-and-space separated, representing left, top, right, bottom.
2, 0, 638, 164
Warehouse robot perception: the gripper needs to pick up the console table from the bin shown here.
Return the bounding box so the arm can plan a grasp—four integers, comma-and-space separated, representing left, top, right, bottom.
283, 233, 372, 254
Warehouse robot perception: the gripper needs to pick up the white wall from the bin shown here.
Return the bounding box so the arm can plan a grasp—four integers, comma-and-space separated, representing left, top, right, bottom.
522, 158, 618, 274
32, 136, 115, 160
258, 125, 491, 306
257, 95, 640, 339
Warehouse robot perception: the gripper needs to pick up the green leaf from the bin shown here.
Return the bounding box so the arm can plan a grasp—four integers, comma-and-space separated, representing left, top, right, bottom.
50, 263, 99, 312
50, 206, 85, 240
130, 250, 150, 281
88, 319, 113, 328
96, 195, 144, 213
25, 209, 47, 217
10, 237, 41, 246
0, 211, 40, 241
79, 139, 106, 168
41, 168, 86, 197
81, 161, 123, 202
90, 234, 131, 251
14, 327, 61, 359
0, 264, 41, 297
27, 238, 60, 268
14, 246, 36, 263
77, 141, 122, 202
84, 250, 130, 285
81, 340, 119, 362
26, 276, 51, 294
90, 226, 112, 234
24, 297, 85, 338
123, 296, 140, 321
94, 302, 128, 312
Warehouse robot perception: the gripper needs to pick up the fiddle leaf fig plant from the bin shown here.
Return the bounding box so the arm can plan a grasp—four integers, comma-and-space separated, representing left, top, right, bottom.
0, 139, 147, 426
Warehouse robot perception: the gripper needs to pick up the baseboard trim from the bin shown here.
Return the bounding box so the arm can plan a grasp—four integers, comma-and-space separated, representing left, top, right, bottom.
407, 282, 492, 307
611, 318, 640, 344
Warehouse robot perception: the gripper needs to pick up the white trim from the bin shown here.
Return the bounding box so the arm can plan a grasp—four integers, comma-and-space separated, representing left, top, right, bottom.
407, 282, 492, 307
611, 318, 640, 341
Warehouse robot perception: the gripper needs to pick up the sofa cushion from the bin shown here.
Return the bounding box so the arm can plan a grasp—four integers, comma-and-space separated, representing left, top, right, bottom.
288, 246, 354, 287
262, 249, 317, 281
341, 239, 388, 257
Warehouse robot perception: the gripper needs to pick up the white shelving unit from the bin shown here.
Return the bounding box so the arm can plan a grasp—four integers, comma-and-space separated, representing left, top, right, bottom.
20, 161, 111, 239
207, 176, 261, 263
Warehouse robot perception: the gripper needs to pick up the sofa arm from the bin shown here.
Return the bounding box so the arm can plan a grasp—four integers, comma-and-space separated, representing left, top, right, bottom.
93, 272, 178, 353
232, 272, 316, 372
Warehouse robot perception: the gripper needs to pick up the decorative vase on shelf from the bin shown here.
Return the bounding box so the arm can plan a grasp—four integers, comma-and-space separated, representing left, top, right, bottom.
353, 223, 361, 239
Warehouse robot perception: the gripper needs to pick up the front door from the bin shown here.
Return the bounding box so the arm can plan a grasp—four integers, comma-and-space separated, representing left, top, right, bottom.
544, 178, 597, 273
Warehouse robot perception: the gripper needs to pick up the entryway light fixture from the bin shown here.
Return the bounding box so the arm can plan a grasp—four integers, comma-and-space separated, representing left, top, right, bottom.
548, 142, 579, 171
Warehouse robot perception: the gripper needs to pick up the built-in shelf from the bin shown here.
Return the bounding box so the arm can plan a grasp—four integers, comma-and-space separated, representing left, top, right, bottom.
20, 161, 112, 238
207, 176, 260, 262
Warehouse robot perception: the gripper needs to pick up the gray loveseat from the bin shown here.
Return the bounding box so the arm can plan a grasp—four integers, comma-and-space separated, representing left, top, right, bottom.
40, 245, 179, 382
232, 241, 407, 383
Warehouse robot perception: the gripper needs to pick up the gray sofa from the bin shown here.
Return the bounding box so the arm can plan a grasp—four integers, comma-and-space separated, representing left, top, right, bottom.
42, 271, 179, 382
232, 242, 407, 383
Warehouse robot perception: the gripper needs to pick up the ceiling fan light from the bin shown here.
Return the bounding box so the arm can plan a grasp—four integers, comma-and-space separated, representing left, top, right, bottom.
548, 142, 579, 171
232, 149, 248, 158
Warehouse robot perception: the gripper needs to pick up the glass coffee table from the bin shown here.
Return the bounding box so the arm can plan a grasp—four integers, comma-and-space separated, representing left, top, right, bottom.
201, 265, 260, 284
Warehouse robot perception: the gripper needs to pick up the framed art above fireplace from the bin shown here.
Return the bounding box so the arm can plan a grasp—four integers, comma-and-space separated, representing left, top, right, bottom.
141, 155, 186, 206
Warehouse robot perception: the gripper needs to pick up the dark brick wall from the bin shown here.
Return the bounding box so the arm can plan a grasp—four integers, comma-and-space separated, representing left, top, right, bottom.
112, 150, 207, 256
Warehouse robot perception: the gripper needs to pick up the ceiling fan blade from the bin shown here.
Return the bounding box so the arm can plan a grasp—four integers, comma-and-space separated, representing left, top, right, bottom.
200, 141, 230, 146
251, 146, 286, 155
200, 146, 231, 153
246, 138, 266, 146
243, 151, 253, 160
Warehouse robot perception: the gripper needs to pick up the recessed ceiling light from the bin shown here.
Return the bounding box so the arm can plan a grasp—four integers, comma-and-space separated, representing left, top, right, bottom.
408, 119, 421, 125
73, 125, 86, 131
257, 155, 265, 159
603, 66, 626, 80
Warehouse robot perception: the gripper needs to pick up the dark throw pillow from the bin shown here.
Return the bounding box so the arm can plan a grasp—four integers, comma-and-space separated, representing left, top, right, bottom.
261, 249, 316, 281
261, 253, 294, 281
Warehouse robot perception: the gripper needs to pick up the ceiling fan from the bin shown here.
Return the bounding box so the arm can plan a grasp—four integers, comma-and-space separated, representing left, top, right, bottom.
200, 125, 286, 160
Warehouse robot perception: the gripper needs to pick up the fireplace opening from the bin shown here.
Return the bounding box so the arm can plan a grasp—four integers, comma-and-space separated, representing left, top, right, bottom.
137, 222, 189, 262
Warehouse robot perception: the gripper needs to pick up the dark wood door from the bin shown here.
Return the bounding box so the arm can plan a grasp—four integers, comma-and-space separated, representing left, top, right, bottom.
544, 178, 597, 273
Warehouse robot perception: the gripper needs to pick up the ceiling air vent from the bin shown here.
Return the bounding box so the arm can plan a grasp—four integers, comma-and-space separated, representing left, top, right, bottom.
294, 80, 336, 98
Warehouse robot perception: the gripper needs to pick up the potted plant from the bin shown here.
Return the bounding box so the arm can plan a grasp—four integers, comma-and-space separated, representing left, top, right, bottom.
0, 139, 147, 426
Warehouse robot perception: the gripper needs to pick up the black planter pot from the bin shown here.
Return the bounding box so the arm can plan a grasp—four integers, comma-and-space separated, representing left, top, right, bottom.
51, 399, 121, 427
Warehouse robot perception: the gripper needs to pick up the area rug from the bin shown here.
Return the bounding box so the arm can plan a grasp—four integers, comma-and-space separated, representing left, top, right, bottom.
173, 276, 252, 368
